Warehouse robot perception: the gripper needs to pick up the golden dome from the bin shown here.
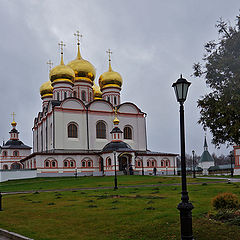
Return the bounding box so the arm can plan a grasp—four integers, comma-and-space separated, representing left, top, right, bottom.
99, 60, 122, 90
11, 121, 17, 127
40, 81, 53, 98
113, 116, 120, 125
92, 82, 102, 100
50, 54, 75, 84
67, 45, 96, 82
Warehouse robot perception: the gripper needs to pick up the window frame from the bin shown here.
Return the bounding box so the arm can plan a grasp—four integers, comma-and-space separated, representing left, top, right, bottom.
96, 121, 107, 139
68, 123, 78, 138
124, 126, 133, 140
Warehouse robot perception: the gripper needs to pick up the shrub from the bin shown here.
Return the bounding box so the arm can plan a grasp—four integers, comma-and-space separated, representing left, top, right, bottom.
212, 193, 239, 210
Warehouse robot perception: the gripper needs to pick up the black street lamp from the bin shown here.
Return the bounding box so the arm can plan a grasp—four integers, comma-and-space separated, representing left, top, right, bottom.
0, 192, 2, 211
229, 150, 234, 178
113, 151, 118, 190
172, 75, 194, 240
142, 159, 144, 176
192, 150, 196, 178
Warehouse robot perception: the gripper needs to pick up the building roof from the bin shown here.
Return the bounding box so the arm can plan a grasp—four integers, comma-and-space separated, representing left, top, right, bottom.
1, 139, 31, 149
102, 141, 133, 152
199, 150, 214, 163
208, 164, 235, 171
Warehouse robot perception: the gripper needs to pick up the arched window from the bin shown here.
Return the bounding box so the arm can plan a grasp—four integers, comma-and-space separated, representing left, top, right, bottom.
124, 126, 132, 140
107, 96, 110, 102
81, 90, 86, 101
114, 96, 117, 105
68, 123, 78, 138
161, 160, 165, 167
52, 160, 57, 168
82, 161, 86, 167
13, 150, 19, 157
64, 91, 67, 99
70, 160, 75, 168
73, 91, 77, 97
151, 160, 155, 167
107, 158, 111, 166
96, 121, 106, 139
137, 161, 141, 167
45, 160, 50, 168
87, 161, 92, 167
57, 92, 60, 101
3, 165, 8, 170
2, 151, 7, 157
147, 161, 150, 167
166, 160, 170, 167
64, 160, 69, 168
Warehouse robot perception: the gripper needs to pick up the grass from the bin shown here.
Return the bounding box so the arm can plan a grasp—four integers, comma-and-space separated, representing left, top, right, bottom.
0, 175, 224, 193
0, 176, 239, 240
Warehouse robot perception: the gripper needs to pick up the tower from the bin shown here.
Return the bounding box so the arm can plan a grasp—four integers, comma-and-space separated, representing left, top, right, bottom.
99, 49, 122, 106
50, 41, 75, 101
199, 135, 214, 175
67, 31, 96, 103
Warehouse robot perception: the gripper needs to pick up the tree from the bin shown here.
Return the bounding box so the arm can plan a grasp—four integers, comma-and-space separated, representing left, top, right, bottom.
193, 14, 240, 147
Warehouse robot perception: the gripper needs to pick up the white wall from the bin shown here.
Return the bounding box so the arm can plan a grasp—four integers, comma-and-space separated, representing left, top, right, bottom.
0, 169, 37, 182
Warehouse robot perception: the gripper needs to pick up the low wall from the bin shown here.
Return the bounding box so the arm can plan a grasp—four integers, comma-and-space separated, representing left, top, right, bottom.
0, 169, 37, 182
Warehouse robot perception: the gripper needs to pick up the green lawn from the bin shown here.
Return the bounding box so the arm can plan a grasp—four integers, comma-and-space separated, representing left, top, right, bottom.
0, 175, 225, 193
0, 176, 239, 240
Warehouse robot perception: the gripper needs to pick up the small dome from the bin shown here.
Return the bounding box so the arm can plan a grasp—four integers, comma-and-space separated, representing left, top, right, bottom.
92, 82, 102, 99
50, 55, 75, 84
67, 45, 96, 82
11, 121, 17, 127
99, 62, 122, 90
40, 81, 53, 98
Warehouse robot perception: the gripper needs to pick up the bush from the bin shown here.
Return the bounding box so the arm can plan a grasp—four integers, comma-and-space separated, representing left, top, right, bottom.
212, 193, 239, 210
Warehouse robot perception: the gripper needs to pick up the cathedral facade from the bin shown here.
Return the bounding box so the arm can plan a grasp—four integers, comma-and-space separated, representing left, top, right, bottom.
1, 35, 178, 177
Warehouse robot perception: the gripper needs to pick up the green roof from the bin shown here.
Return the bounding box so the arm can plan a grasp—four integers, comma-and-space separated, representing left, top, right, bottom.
208, 164, 235, 171
199, 150, 214, 163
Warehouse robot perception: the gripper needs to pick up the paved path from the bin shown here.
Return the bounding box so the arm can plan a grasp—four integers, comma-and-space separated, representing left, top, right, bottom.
2, 179, 229, 195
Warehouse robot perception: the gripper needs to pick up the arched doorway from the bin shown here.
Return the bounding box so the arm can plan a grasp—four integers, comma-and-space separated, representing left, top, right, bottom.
118, 153, 132, 174
11, 162, 22, 170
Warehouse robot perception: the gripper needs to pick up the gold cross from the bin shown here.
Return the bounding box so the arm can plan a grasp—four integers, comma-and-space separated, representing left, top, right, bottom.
58, 41, 66, 54
74, 31, 83, 45
11, 112, 16, 122
46, 60, 53, 72
106, 49, 112, 61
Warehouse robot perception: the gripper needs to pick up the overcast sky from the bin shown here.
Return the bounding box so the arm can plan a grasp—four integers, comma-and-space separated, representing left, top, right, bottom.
0, 0, 239, 157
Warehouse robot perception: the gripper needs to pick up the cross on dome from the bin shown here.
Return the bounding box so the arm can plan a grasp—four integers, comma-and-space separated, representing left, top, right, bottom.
11, 112, 17, 127
74, 31, 83, 46
106, 49, 113, 71
106, 49, 112, 62
58, 41, 66, 55
46, 60, 53, 72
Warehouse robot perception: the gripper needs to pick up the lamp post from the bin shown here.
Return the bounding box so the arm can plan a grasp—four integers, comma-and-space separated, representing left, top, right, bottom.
192, 150, 196, 178
172, 75, 194, 240
0, 192, 2, 211
142, 159, 144, 176
113, 151, 118, 190
230, 150, 234, 178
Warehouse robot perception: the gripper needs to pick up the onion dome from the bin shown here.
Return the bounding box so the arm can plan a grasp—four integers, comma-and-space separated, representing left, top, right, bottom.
40, 81, 53, 98
11, 120, 17, 127
67, 45, 96, 83
50, 53, 75, 84
92, 81, 102, 100
99, 57, 122, 90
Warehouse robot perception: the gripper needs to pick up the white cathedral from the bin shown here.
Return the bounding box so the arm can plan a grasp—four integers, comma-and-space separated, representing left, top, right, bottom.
0, 35, 177, 177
